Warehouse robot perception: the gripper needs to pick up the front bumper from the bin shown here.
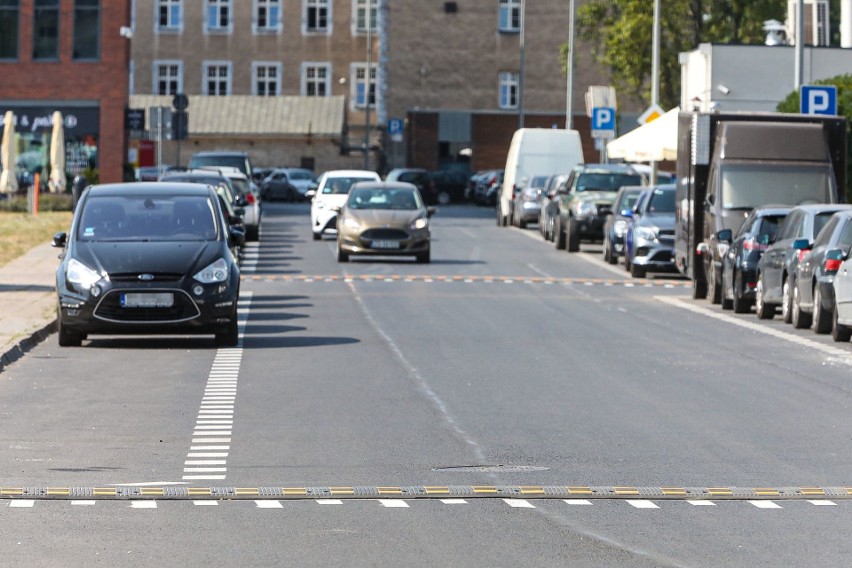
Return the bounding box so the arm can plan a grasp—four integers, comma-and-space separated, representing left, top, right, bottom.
631, 237, 676, 270
573, 214, 608, 239
339, 228, 430, 256
517, 202, 541, 222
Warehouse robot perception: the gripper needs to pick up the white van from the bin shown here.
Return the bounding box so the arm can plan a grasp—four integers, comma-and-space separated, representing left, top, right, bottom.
498, 128, 584, 226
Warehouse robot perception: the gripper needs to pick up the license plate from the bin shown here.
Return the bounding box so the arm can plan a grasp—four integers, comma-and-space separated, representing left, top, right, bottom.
121, 292, 174, 308
371, 240, 400, 249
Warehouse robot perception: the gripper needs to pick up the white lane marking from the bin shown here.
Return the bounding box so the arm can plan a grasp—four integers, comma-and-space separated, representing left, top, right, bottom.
111, 481, 187, 487
749, 500, 782, 509
503, 499, 536, 509
9, 500, 34, 508
688, 500, 717, 506
809, 500, 837, 506
440, 499, 468, 505
564, 499, 593, 505
193, 501, 219, 506
182, 475, 226, 480
657, 296, 852, 366
190, 445, 230, 451
183, 467, 227, 472
316, 499, 344, 505
255, 501, 283, 509
192, 431, 233, 436
71, 500, 96, 506
184, 460, 227, 465
627, 500, 659, 509
194, 425, 234, 430
192, 438, 231, 443
187, 453, 229, 458
130, 501, 157, 509
196, 421, 234, 425
378, 500, 410, 508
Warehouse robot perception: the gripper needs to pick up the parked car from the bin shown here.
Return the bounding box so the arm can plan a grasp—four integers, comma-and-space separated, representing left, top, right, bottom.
252, 167, 275, 186
188, 151, 254, 180
261, 167, 316, 201
511, 174, 549, 228
201, 166, 261, 242
718, 206, 791, 313
832, 255, 852, 342
755, 204, 852, 321
623, 184, 676, 278
539, 173, 571, 241
52, 183, 244, 347
430, 170, 470, 204
473, 170, 503, 206
602, 185, 644, 264
385, 168, 437, 203
553, 164, 646, 251
335, 181, 435, 263
308, 169, 382, 240
791, 210, 852, 333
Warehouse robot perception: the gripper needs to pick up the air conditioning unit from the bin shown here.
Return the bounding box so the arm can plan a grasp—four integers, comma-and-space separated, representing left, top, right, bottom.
787, 0, 830, 46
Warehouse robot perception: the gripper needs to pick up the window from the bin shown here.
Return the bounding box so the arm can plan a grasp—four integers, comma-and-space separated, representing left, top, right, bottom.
157, 0, 182, 31
304, 0, 330, 33
351, 63, 376, 108
33, 0, 59, 60
498, 0, 521, 32
353, 0, 376, 34
254, 0, 281, 33
498, 71, 519, 109
0, 0, 19, 60
205, 0, 231, 33
302, 63, 330, 97
203, 62, 231, 96
73, 0, 100, 60
153, 61, 183, 95
252, 62, 282, 96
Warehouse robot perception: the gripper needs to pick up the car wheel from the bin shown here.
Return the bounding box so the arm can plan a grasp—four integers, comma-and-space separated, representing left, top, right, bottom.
813, 285, 832, 334
832, 305, 852, 342
337, 246, 349, 262
518, 217, 527, 229
791, 283, 811, 328
57, 316, 82, 347
246, 225, 259, 242
732, 271, 751, 314
436, 191, 451, 206
554, 218, 566, 250
566, 216, 580, 252
781, 277, 793, 323
214, 318, 239, 348
312, 231, 322, 241
603, 235, 612, 264
496, 207, 504, 226
630, 262, 646, 279
721, 267, 734, 310
755, 274, 776, 320
707, 262, 721, 305
416, 249, 431, 264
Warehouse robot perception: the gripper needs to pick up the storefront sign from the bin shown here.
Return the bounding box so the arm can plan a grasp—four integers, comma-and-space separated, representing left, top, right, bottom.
0, 104, 99, 134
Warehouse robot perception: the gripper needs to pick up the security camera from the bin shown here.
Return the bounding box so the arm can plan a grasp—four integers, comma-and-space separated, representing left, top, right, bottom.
717, 85, 730, 95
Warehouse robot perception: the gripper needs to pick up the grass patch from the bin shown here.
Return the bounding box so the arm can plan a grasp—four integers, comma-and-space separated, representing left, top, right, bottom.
0, 211, 73, 269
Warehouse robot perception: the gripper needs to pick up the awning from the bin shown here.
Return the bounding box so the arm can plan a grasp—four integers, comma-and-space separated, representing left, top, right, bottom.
607, 107, 679, 162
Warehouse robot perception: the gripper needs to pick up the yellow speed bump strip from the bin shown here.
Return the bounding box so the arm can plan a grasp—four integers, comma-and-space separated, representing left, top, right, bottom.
0, 486, 850, 500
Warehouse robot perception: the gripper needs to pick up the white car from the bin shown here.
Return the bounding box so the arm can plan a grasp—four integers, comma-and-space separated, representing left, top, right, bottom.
203, 166, 262, 241
832, 255, 852, 342
309, 169, 381, 240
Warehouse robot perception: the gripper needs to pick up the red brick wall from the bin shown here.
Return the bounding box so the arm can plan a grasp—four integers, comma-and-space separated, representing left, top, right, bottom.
0, 1, 131, 183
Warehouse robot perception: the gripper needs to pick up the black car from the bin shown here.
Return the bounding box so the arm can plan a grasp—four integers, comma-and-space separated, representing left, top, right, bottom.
52, 183, 244, 347
430, 170, 470, 204
718, 206, 791, 313
755, 204, 852, 320
791, 210, 852, 333
602, 185, 644, 264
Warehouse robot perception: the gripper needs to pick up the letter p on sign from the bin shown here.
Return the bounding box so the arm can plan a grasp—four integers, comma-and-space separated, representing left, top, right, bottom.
801, 85, 837, 116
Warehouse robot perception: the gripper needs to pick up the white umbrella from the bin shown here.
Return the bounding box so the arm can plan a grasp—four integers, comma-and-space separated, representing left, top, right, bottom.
0, 110, 17, 194
49, 111, 65, 193
607, 107, 680, 163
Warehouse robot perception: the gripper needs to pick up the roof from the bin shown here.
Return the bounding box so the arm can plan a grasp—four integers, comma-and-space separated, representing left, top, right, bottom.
88, 182, 212, 196
128, 95, 345, 137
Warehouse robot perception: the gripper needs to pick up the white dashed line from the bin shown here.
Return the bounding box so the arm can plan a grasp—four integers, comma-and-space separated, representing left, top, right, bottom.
378, 500, 409, 508
688, 500, 717, 506
809, 500, 837, 506
503, 499, 536, 508
564, 499, 593, 505
130, 501, 157, 509
255, 501, 283, 509
440, 499, 468, 504
9, 500, 34, 508
627, 500, 659, 509
316, 499, 344, 505
71, 500, 96, 506
749, 500, 782, 509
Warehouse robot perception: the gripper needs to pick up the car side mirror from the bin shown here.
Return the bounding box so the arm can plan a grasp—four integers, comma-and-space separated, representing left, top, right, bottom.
229, 226, 246, 247
792, 238, 810, 250
621, 210, 633, 218
52, 231, 67, 248
716, 229, 733, 243
305, 189, 316, 199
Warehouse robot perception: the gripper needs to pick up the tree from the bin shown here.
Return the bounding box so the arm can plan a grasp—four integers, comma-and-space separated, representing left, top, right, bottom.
570, 0, 785, 109
777, 74, 852, 201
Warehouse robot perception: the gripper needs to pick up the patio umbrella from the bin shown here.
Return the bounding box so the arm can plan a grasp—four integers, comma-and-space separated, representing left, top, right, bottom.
0, 111, 17, 194
49, 111, 65, 193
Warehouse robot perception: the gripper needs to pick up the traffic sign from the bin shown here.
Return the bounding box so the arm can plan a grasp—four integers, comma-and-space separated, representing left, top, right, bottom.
172, 93, 189, 111
591, 107, 616, 139
387, 118, 404, 142
801, 85, 837, 116
125, 108, 145, 131
637, 104, 664, 125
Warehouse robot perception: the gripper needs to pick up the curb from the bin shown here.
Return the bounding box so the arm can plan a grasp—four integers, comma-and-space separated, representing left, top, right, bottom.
0, 319, 57, 373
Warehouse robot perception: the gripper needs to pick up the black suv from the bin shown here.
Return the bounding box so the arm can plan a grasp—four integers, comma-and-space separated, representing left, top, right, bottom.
553, 164, 645, 252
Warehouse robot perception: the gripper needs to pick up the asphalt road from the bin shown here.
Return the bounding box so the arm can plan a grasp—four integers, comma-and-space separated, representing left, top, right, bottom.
2, 202, 852, 567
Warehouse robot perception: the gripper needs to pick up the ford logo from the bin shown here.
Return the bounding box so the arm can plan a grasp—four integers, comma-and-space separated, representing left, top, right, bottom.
138, 274, 155, 281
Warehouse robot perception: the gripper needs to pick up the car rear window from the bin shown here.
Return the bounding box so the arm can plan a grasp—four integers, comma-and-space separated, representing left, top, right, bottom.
79, 195, 218, 241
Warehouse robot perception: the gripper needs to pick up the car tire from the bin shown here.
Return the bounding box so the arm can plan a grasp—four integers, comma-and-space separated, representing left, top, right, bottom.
518, 217, 527, 229
707, 262, 721, 305
57, 317, 82, 347
603, 236, 613, 264
832, 305, 852, 342
312, 231, 322, 241
732, 271, 751, 314
554, 218, 566, 250
781, 277, 793, 323
416, 249, 431, 264
566, 216, 580, 252
215, 318, 239, 348
630, 262, 646, 279
246, 225, 259, 242
436, 191, 451, 205
755, 274, 776, 320
692, 259, 708, 300
337, 246, 349, 262
791, 283, 811, 328
721, 267, 734, 310
813, 285, 832, 334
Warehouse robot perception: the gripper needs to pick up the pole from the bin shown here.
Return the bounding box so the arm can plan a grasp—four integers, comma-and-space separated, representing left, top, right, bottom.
566, 0, 575, 129
649, 0, 661, 185
518, 0, 526, 129
364, 12, 373, 171
794, 0, 804, 90
156, 107, 163, 175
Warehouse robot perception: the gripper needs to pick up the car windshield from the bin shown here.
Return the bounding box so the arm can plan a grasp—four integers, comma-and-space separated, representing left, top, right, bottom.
77, 195, 218, 241
721, 164, 834, 209
756, 215, 786, 242
348, 188, 421, 210
812, 211, 838, 239
323, 177, 377, 194
576, 173, 643, 192
529, 175, 549, 189
228, 177, 251, 196
288, 171, 313, 181
646, 189, 675, 213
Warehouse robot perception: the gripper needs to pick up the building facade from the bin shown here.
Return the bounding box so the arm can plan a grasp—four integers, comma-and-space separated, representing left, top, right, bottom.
0, 0, 132, 186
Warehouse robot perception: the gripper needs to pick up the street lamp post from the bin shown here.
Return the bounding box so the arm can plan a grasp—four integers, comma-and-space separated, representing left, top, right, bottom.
518, 0, 526, 129
566, 0, 575, 129
364, 10, 373, 171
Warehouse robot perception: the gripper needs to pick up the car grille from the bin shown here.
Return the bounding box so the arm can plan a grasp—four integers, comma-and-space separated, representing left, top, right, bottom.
658, 229, 675, 238
361, 228, 409, 240
94, 290, 200, 323
596, 205, 612, 217
109, 272, 184, 283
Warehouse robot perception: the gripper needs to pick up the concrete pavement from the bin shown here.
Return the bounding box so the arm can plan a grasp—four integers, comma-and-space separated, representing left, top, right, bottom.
0, 242, 59, 371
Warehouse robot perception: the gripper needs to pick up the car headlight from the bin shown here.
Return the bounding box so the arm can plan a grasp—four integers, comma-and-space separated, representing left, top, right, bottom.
636, 226, 658, 241
67, 258, 102, 288
573, 202, 597, 216
343, 216, 361, 230
614, 219, 628, 237
194, 258, 229, 284
409, 217, 428, 230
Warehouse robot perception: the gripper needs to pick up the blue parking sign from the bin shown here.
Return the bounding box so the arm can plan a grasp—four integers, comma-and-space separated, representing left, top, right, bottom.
592, 107, 615, 131
387, 118, 404, 135
801, 85, 837, 116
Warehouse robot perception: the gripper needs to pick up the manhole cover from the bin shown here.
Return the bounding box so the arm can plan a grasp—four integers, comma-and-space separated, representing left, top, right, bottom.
433, 465, 550, 473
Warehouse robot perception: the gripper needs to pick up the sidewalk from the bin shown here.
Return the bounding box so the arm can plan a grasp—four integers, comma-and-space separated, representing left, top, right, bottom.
0, 242, 60, 371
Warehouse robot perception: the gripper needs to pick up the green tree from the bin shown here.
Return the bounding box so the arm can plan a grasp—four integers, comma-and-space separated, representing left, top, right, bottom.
777, 74, 852, 201
569, 0, 785, 109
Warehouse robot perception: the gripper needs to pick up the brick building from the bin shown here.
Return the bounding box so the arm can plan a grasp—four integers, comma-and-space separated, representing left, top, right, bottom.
0, 0, 132, 185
